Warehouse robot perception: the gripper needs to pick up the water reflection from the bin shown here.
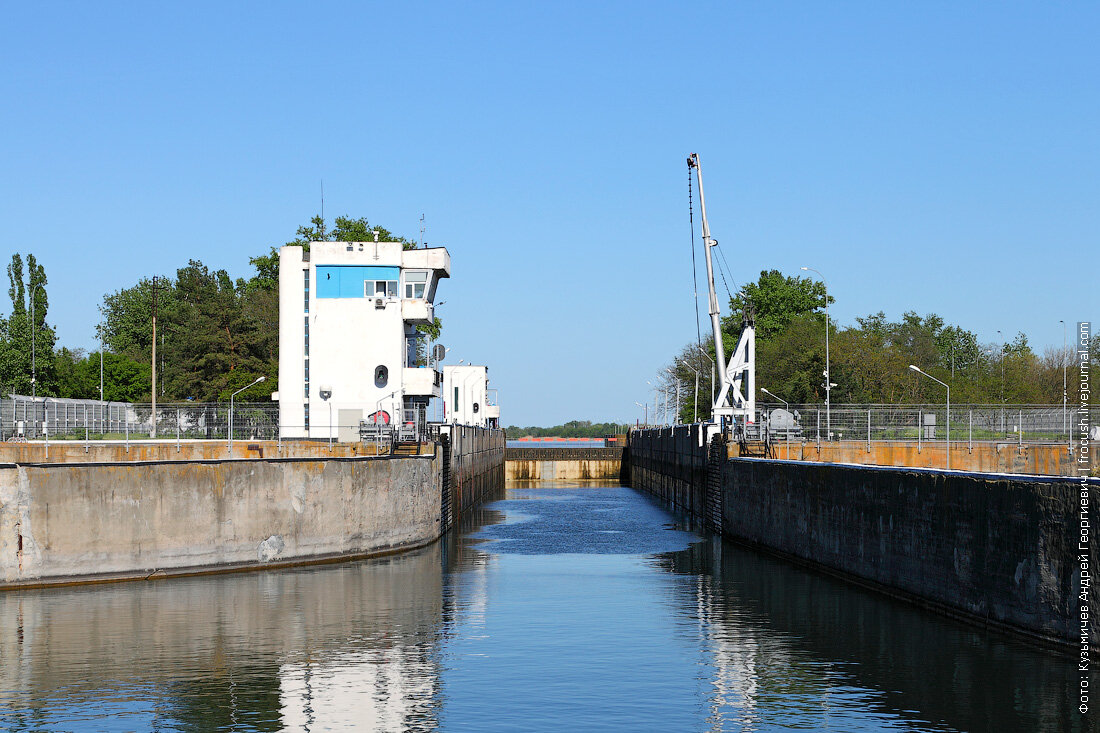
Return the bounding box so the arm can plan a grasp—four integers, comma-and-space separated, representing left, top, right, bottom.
0, 487, 506, 733
655, 535, 1091, 732
0, 481, 1089, 732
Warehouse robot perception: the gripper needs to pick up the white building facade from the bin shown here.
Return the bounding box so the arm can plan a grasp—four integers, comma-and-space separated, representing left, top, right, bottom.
442, 365, 500, 428
277, 241, 450, 439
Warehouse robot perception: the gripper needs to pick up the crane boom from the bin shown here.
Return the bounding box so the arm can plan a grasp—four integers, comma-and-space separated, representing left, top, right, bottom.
687, 153, 755, 427
687, 153, 729, 403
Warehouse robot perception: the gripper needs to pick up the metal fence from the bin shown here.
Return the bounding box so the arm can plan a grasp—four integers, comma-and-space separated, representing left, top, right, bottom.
756, 403, 1098, 444
0, 394, 445, 448
5, 394, 1096, 447
2, 394, 281, 442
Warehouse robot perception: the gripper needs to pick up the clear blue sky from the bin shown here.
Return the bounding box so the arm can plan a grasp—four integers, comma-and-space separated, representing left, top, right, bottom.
2, 2, 1096, 425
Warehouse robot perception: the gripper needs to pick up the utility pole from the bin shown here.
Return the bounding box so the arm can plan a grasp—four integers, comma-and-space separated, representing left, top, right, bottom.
29, 282, 46, 434
1061, 320, 1068, 442
151, 276, 157, 438
802, 267, 831, 439
997, 330, 1004, 435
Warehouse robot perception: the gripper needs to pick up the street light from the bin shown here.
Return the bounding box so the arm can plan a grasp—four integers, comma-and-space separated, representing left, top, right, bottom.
646, 380, 660, 426
760, 387, 788, 411
229, 376, 266, 451
996, 330, 1005, 434
695, 345, 716, 414
761, 387, 789, 442
1061, 319, 1067, 442
801, 267, 831, 439
319, 385, 334, 449
27, 283, 48, 437
634, 401, 647, 427
680, 361, 701, 423
909, 365, 950, 470
665, 368, 680, 424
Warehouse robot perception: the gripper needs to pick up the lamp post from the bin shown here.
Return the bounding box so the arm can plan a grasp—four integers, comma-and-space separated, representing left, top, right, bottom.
760, 387, 788, 411
801, 267, 831, 439
1061, 319, 1067, 442
665, 368, 680, 424
28, 283, 48, 437
997, 330, 1005, 434
647, 380, 659, 426
229, 376, 266, 452
319, 385, 334, 449
761, 387, 789, 442
695, 345, 716, 415
681, 362, 701, 423
28, 282, 47, 400
909, 365, 950, 470
634, 401, 647, 427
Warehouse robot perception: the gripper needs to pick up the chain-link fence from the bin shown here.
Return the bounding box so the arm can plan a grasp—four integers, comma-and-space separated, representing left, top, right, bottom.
756, 402, 1097, 444
1, 394, 280, 442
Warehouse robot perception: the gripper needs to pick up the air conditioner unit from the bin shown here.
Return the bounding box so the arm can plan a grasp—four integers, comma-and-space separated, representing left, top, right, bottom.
374, 297, 386, 309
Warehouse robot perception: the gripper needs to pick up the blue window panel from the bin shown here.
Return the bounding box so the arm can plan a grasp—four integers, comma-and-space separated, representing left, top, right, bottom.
315, 266, 400, 298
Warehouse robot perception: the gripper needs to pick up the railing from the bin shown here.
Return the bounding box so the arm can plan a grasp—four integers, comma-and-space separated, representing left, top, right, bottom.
1, 395, 281, 442
755, 403, 1097, 445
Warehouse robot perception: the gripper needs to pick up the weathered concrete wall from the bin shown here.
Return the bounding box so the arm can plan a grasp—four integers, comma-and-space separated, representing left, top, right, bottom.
630, 426, 1099, 646
0, 439, 391, 464
757, 439, 1096, 477
0, 424, 506, 589
0, 454, 442, 588
504, 447, 623, 481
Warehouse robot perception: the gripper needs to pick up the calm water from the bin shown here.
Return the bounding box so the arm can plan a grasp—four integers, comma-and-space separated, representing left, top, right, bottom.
0, 481, 1089, 732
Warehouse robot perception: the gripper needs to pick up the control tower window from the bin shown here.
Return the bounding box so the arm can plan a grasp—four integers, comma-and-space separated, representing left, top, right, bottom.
364, 279, 398, 298
404, 271, 428, 299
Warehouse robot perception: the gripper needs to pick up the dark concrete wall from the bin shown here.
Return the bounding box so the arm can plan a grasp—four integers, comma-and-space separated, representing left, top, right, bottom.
442, 426, 505, 531
629, 426, 1099, 646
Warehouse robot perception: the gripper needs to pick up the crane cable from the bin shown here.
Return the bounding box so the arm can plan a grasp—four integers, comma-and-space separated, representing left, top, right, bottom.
688, 166, 702, 349
713, 242, 735, 302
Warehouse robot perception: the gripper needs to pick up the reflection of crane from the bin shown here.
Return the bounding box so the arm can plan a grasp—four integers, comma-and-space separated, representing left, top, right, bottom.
687, 154, 755, 428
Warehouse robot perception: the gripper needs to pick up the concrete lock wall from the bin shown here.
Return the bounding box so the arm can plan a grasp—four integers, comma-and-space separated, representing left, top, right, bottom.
755, 439, 1097, 477
444, 427, 505, 529
504, 447, 624, 481
0, 440, 385, 465
0, 428, 505, 589
629, 426, 1099, 646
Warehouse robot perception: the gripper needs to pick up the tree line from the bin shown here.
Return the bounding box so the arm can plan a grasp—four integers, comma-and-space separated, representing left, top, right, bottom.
663, 269, 1097, 423
1, 216, 428, 403
504, 420, 629, 438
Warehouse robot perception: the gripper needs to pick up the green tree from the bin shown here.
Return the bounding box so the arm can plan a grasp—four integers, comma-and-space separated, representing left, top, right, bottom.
163, 260, 273, 402
248, 215, 419, 292
0, 254, 57, 395
100, 275, 178, 360
721, 269, 830, 344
